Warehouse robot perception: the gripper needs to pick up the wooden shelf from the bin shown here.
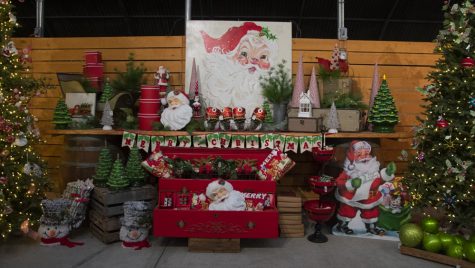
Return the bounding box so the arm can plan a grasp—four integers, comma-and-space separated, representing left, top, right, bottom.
46, 129, 412, 139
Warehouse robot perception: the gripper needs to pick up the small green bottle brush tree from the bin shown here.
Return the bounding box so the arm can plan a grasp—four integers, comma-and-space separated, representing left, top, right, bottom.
107, 157, 129, 190
94, 147, 113, 187
53, 99, 72, 129
125, 147, 147, 187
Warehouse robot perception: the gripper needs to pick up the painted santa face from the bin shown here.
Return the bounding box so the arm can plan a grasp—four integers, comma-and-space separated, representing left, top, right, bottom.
168, 97, 182, 108
354, 148, 372, 162
231, 35, 271, 73
212, 187, 229, 202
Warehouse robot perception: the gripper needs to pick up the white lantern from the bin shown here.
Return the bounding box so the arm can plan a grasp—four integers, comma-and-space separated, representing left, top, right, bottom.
298, 92, 312, 118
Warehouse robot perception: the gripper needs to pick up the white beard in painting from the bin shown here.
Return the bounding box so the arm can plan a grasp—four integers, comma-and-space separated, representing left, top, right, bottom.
202, 52, 266, 118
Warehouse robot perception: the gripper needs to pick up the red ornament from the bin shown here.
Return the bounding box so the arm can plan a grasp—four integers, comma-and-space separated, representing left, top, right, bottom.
461, 57, 475, 68
221, 107, 233, 120
205, 107, 220, 121
0, 176, 7, 184
233, 107, 246, 121
436, 116, 449, 128
252, 107, 266, 122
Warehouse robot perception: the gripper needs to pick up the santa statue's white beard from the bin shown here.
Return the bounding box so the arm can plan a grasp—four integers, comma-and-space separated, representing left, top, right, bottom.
343, 157, 381, 179
161, 104, 193, 130
202, 52, 265, 118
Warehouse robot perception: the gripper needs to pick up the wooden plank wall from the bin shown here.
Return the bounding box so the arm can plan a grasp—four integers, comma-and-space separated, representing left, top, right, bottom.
12, 36, 437, 192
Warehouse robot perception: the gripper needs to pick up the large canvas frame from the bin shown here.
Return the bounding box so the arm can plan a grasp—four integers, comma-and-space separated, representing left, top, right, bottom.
186, 20, 292, 118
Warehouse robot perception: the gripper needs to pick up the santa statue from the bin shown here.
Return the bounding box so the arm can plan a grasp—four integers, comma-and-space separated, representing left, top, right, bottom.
206, 179, 245, 211
160, 89, 193, 130
154, 66, 170, 96
334, 140, 396, 235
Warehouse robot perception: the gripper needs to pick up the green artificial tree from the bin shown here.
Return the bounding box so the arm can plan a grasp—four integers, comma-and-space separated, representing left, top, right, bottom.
262, 101, 274, 124
125, 147, 147, 186
107, 158, 129, 190
407, 0, 475, 233
0, 0, 49, 239
367, 75, 399, 132
99, 77, 114, 103
93, 147, 113, 187
53, 99, 72, 129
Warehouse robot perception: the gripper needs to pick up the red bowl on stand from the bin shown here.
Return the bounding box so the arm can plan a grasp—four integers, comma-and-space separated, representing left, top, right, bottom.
311, 146, 335, 163
309, 176, 336, 195
304, 200, 336, 222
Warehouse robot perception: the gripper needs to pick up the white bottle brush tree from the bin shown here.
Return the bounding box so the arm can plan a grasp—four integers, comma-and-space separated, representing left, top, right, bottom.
101, 101, 114, 130
326, 102, 340, 133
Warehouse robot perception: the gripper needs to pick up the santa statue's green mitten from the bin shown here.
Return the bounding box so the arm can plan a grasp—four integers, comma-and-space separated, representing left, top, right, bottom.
385, 162, 397, 176
351, 177, 362, 189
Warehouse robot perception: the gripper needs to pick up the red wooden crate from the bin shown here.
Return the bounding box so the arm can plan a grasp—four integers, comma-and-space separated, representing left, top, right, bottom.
154, 179, 278, 239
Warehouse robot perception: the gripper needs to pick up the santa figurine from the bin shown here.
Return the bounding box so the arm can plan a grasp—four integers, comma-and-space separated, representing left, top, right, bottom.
191, 95, 202, 119
249, 107, 266, 131
233, 107, 246, 131
204, 107, 221, 131
219, 107, 234, 131
160, 89, 193, 130
206, 179, 245, 211
154, 66, 170, 98
334, 140, 396, 235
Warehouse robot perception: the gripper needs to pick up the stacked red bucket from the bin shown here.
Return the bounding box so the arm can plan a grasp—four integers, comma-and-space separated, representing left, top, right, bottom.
138, 85, 161, 130
83, 51, 104, 91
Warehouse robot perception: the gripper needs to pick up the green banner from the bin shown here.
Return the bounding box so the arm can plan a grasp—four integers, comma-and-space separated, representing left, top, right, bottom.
273, 134, 285, 151
246, 135, 260, 148
231, 135, 246, 148
219, 133, 231, 148
284, 136, 299, 153
207, 133, 220, 148
299, 136, 313, 153
121, 131, 136, 148
178, 136, 192, 147
260, 133, 275, 149
150, 136, 165, 152
136, 134, 151, 152
164, 136, 177, 147
193, 135, 207, 147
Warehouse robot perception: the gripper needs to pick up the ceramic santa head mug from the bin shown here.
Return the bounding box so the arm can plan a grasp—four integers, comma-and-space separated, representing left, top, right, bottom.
160, 89, 193, 130
205, 179, 246, 211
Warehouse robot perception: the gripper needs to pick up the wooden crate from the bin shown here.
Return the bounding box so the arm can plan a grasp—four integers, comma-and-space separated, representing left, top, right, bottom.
317, 78, 353, 100
89, 184, 157, 243
400, 246, 475, 268
90, 184, 156, 217
188, 238, 240, 253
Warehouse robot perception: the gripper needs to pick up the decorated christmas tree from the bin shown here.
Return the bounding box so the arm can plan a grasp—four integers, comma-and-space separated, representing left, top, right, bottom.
326, 102, 340, 133
101, 101, 114, 130
53, 99, 72, 129
0, 0, 49, 239
125, 147, 147, 186
107, 158, 129, 190
262, 101, 273, 124
99, 78, 113, 103
367, 75, 399, 132
407, 0, 475, 232
93, 147, 113, 187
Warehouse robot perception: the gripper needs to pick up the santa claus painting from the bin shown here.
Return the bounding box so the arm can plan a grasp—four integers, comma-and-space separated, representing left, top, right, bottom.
186, 21, 291, 119
334, 140, 396, 236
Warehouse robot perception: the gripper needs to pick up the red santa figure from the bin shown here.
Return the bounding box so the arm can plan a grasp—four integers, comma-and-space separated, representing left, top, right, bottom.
335, 140, 396, 235
199, 22, 278, 118
154, 66, 170, 96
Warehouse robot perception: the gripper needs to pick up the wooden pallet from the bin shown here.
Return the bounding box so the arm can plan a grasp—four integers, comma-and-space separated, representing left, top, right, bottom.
400, 246, 475, 268
188, 238, 240, 253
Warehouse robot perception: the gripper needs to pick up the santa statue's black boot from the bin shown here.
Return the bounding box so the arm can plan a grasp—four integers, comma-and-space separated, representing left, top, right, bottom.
365, 223, 385, 235
336, 220, 354, 234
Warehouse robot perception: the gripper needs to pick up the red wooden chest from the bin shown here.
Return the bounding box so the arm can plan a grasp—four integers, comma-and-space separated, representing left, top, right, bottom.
153, 148, 279, 239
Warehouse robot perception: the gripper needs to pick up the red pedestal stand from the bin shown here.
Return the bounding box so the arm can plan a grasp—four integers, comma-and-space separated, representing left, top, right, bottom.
304, 146, 337, 243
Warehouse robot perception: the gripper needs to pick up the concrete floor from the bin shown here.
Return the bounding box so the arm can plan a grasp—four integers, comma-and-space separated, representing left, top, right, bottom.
0, 227, 448, 268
